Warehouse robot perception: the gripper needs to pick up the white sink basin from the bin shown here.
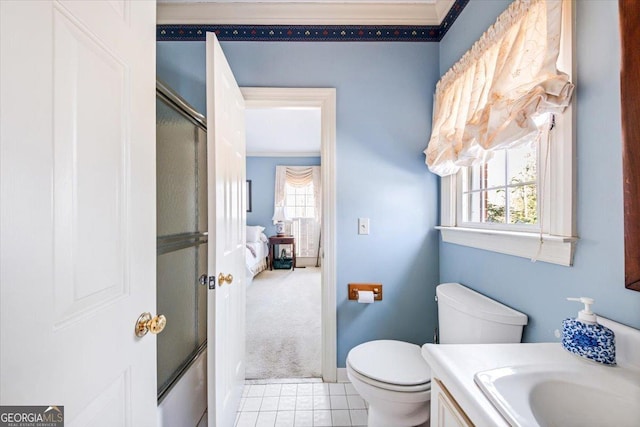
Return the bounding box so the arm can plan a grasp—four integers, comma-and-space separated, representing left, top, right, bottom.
475, 363, 640, 427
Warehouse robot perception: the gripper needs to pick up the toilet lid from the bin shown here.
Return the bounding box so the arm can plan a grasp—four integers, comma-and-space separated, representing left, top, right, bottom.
347, 340, 431, 386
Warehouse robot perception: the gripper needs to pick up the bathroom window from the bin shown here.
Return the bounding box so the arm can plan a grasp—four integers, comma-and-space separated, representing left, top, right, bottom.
439, 110, 576, 266
462, 144, 538, 228
460, 115, 551, 231
434, 0, 577, 266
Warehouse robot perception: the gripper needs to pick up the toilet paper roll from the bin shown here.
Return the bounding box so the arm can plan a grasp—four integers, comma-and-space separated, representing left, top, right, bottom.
357, 290, 375, 304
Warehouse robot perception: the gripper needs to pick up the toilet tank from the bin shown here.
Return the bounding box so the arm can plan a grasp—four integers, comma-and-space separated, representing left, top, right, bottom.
437, 283, 528, 344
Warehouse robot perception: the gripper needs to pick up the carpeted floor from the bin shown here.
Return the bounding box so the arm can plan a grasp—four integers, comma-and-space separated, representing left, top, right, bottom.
246, 267, 321, 379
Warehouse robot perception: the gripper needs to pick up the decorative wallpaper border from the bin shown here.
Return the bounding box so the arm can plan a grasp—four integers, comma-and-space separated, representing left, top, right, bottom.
439, 0, 469, 39
157, 0, 469, 42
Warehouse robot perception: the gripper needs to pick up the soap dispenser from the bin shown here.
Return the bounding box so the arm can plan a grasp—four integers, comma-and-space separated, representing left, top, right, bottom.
562, 297, 615, 365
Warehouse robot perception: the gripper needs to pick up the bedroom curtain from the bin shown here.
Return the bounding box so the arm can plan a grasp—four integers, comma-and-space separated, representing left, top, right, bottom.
424, 0, 574, 177
274, 165, 322, 220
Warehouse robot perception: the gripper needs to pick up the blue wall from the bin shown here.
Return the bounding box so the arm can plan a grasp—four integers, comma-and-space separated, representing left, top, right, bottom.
439, 0, 640, 339
246, 156, 321, 237
158, 0, 640, 365
157, 41, 442, 367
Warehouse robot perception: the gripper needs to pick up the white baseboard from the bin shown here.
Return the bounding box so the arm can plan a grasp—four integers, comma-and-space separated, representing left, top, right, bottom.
337, 368, 349, 383
294, 257, 320, 268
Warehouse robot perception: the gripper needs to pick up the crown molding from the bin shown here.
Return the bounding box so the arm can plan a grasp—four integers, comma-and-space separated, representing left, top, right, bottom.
157, 1, 456, 26
156, 0, 468, 42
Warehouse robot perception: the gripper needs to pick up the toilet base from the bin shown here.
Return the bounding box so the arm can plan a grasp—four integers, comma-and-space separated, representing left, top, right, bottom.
366, 402, 431, 427
348, 366, 430, 427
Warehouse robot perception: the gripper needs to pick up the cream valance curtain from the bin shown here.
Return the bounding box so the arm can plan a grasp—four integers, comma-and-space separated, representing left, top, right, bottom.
274, 165, 322, 220
424, 0, 574, 177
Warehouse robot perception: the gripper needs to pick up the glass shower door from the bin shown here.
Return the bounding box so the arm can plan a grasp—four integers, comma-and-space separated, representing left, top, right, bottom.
156, 84, 208, 400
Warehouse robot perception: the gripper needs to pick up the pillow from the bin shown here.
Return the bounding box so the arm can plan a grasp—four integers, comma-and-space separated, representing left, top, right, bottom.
246, 225, 265, 242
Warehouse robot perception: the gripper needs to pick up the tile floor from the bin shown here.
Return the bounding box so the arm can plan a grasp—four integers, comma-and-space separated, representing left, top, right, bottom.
235, 380, 368, 427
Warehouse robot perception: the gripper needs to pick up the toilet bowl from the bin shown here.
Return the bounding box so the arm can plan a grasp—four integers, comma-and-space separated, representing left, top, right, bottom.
346, 283, 528, 427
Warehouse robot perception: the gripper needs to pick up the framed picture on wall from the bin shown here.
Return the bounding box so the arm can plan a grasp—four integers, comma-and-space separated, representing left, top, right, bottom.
246, 180, 252, 212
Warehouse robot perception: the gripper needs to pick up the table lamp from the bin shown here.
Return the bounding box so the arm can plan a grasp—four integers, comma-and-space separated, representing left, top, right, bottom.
272, 206, 289, 236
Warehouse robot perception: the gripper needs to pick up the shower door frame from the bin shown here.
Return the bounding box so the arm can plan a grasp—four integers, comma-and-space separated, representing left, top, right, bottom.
156, 80, 209, 403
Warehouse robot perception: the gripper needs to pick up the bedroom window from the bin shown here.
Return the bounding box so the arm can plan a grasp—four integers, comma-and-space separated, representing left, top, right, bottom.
424, 0, 577, 266
285, 181, 320, 258
285, 181, 315, 219
274, 165, 321, 259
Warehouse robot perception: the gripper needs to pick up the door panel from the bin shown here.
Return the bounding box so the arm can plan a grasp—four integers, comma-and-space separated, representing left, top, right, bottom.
206, 33, 246, 427
53, 4, 129, 325
0, 1, 156, 424
69, 372, 130, 427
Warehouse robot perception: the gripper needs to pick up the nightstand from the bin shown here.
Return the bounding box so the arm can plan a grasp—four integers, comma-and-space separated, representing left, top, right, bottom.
268, 235, 296, 270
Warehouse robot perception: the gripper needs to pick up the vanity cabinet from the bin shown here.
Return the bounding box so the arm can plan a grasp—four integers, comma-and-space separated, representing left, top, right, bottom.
432, 378, 474, 427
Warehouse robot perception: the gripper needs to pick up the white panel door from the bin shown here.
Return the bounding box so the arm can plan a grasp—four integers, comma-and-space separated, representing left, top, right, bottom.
205, 33, 247, 427
0, 1, 157, 425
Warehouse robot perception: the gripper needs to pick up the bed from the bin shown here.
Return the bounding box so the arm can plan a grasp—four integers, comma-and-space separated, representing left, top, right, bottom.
246, 225, 269, 279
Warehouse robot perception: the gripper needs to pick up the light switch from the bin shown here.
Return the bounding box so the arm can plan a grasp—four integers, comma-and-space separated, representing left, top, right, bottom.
358, 218, 370, 235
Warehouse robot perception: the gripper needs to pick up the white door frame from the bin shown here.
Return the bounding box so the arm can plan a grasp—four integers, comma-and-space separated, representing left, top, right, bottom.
241, 87, 337, 382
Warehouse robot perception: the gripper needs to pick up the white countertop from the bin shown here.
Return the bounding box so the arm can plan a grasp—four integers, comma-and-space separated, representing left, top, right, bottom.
421, 342, 579, 427
422, 318, 640, 427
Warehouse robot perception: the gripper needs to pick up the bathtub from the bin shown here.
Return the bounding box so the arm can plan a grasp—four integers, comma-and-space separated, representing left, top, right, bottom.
157, 347, 207, 427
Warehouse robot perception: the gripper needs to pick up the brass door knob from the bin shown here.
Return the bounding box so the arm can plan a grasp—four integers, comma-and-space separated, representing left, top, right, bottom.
218, 273, 233, 286
135, 312, 167, 337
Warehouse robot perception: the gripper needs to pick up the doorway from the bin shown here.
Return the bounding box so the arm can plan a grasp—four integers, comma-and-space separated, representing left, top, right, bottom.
242, 88, 337, 382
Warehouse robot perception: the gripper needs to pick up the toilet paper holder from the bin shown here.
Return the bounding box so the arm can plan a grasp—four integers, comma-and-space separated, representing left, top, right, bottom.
348, 283, 383, 301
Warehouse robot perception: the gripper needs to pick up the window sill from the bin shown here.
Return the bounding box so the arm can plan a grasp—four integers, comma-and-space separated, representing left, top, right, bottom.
436, 226, 578, 266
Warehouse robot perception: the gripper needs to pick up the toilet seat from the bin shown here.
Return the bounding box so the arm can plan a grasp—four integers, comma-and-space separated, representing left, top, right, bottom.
347, 361, 431, 393
346, 340, 431, 392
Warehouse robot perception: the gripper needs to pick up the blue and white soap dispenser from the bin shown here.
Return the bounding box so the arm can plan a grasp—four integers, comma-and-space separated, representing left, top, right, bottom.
562, 297, 615, 365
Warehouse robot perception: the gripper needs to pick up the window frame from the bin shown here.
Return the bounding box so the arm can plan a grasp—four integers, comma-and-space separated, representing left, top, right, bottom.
437, 0, 577, 266
284, 180, 316, 219
458, 134, 543, 232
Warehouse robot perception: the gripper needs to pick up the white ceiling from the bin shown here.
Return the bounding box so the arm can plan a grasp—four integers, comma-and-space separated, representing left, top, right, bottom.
245, 108, 321, 157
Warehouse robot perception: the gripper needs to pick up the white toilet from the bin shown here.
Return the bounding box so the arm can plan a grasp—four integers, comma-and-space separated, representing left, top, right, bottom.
346, 283, 528, 427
